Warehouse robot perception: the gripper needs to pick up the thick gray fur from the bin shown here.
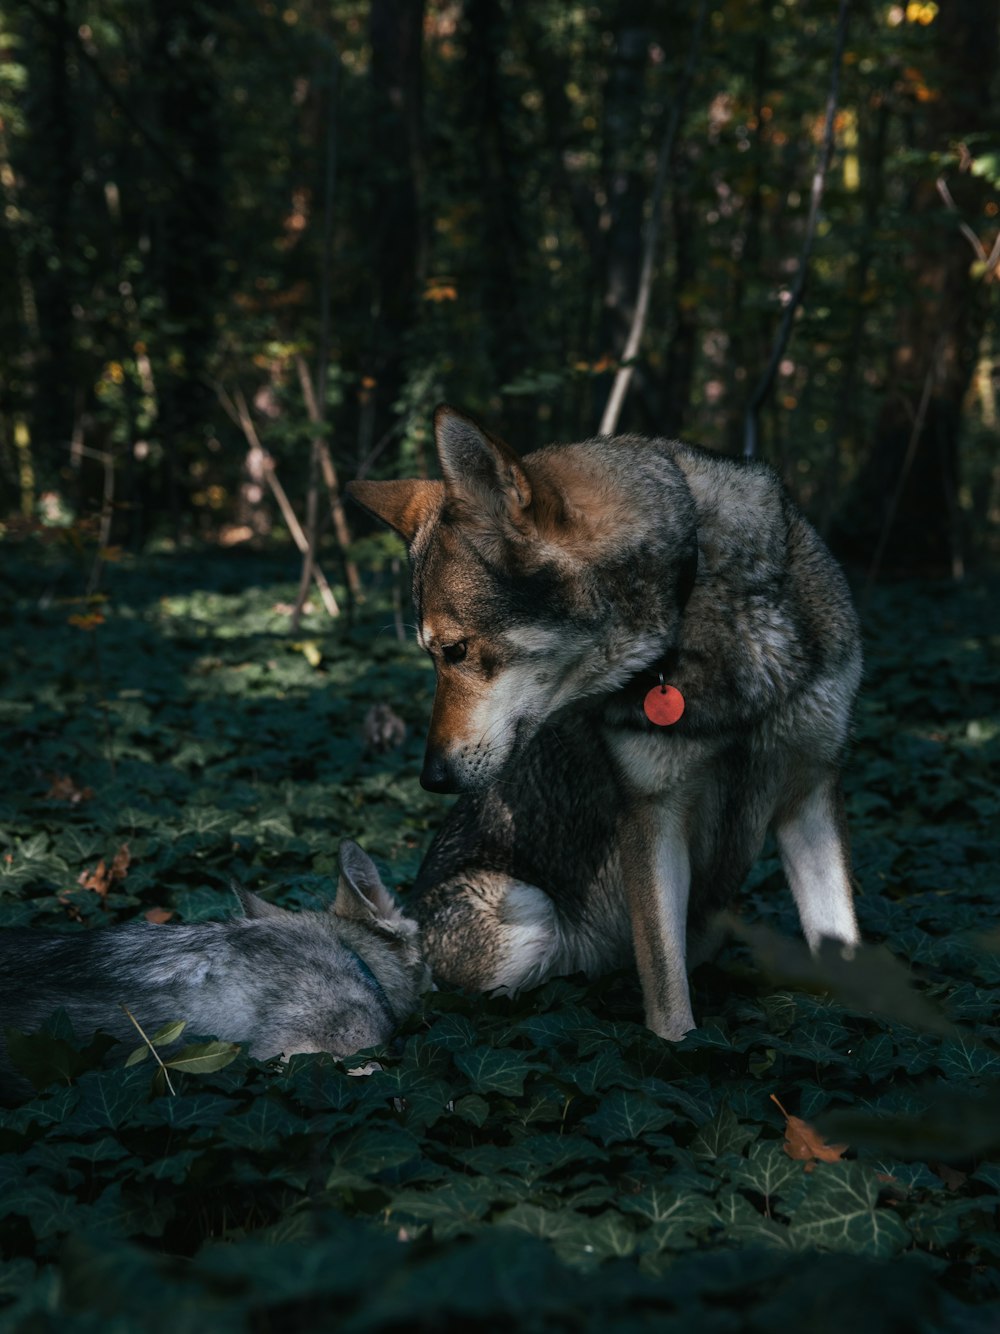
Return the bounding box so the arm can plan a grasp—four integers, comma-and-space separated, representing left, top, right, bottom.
349, 409, 863, 1041
0, 840, 429, 1100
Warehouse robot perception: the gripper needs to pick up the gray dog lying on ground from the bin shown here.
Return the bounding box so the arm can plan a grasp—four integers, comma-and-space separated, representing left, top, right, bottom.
0, 840, 429, 1099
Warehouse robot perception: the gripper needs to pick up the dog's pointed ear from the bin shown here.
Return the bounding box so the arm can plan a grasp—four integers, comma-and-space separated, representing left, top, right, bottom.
434, 405, 532, 517
232, 883, 290, 920
346, 478, 443, 545
335, 840, 402, 925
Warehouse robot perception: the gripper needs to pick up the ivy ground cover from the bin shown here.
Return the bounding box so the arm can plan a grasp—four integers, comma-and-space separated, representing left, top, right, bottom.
0, 541, 998, 1331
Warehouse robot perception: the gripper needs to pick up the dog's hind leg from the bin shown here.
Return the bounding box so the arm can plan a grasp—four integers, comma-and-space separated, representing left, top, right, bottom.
774, 776, 859, 952
415, 873, 563, 995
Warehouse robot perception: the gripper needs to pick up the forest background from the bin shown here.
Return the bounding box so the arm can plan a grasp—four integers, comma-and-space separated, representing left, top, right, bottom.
1, 0, 998, 574
1, 2, 999, 1331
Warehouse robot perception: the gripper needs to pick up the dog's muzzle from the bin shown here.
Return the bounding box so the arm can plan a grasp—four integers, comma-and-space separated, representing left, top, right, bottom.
420, 750, 461, 794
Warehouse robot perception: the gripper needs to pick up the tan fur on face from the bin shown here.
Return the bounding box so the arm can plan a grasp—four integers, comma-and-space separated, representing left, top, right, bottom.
425, 674, 485, 757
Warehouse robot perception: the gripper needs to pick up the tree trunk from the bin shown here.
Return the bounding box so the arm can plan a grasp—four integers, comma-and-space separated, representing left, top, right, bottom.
20, 0, 77, 485
661, 147, 698, 439
367, 0, 426, 461
148, 0, 224, 541
844, 0, 999, 579
463, 0, 532, 427
596, 6, 650, 431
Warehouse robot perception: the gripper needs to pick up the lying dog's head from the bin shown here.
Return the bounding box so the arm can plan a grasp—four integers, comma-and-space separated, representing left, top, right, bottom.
349, 407, 696, 793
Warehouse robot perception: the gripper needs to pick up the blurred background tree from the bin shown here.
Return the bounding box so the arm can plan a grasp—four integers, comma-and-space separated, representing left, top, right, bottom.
0, 0, 997, 580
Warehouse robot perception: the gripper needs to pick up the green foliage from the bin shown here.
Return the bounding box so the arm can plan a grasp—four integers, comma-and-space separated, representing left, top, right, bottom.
0, 546, 998, 1328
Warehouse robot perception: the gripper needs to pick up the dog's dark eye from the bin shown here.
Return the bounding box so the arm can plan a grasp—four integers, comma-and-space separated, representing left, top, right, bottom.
442, 640, 468, 665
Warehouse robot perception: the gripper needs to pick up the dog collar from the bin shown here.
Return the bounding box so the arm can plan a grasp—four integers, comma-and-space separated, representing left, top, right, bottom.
644, 672, 685, 726
640, 539, 695, 726
349, 948, 397, 1028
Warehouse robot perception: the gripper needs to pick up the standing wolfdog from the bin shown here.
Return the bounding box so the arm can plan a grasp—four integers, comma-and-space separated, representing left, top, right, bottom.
349, 407, 862, 1040
0, 841, 428, 1098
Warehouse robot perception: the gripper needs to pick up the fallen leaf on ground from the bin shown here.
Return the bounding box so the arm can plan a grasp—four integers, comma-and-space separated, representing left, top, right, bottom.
932, 1162, 968, 1191
45, 774, 94, 804
771, 1093, 849, 1171
78, 842, 131, 898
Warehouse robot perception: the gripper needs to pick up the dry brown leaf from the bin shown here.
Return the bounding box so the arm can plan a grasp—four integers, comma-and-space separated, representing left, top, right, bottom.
932, 1162, 968, 1191
771, 1093, 849, 1171
144, 907, 174, 924
77, 843, 131, 899
109, 843, 131, 881
67, 611, 105, 631
78, 859, 111, 897
45, 774, 94, 805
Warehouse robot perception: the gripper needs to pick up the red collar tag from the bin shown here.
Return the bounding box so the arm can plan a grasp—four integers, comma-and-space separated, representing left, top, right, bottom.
643, 682, 685, 726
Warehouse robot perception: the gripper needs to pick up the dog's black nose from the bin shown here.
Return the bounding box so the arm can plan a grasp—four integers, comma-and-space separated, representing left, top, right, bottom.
420, 752, 459, 793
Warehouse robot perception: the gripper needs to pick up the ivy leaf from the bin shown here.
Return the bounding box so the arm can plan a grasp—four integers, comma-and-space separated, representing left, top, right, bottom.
454, 1046, 538, 1096
972, 1162, 1000, 1192
389, 1178, 502, 1240
624, 1183, 718, 1252
134, 1094, 236, 1130
422, 1014, 478, 1051
451, 1094, 490, 1127
219, 1098, 313, 1149
325, 1125, 422, 1182
789, 1163, 910, 1256
690, 1106, 758, 1160
4, 1010, 118, 1092
907, 1196, 1000, 1248
0, 1182, 90, 1239
60, 1070, 148, 1132
731, 1141, 810, 1210
714, 1188, 796, 1249
565, 1047, 637, 1095
584, 1089, 674, 1145
935, 1037, 1000, 1082
496, 1204, 638, 1266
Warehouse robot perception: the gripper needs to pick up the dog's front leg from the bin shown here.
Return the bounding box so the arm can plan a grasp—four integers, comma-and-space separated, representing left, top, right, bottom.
619, 802, 696, 1041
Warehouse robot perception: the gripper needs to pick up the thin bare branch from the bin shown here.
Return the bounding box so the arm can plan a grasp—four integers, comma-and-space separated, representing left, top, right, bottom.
291, 44, 341, 631
937, 173, 1000, 279
215, 381, 340, 618
743, 0, 850, 460
598, 0, 711, 438
862, 334, 944, 602
121, 1005, 177, 1097
294, 355, 362, 601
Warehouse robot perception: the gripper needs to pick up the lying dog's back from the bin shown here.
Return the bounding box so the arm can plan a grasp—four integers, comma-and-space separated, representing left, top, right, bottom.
0, 841, 429, 1100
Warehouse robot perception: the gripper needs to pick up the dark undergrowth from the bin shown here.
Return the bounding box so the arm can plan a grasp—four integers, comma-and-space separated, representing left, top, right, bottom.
0, 538, 998, 1332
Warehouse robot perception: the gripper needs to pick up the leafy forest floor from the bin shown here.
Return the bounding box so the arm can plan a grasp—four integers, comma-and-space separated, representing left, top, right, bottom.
0, 540, 998, 1332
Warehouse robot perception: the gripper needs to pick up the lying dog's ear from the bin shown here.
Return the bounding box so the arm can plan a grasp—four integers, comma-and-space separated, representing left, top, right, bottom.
434, 405, 533, 520
346, 478, 443, 545
335, 839, 403, 925
232, 884, 291, 920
